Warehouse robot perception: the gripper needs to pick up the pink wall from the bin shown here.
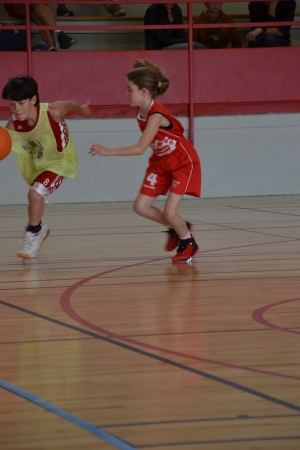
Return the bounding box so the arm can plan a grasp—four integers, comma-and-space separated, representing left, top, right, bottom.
1, 47, 300, 119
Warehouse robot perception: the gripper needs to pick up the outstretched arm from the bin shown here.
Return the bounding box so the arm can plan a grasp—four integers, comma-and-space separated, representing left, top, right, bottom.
89, 113, 164, 157
48, 100, 90, 121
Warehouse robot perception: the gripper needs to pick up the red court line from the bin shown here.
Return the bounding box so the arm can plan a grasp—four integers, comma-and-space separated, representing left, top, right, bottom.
252, 298, 300, 336
60, 240, 300, 382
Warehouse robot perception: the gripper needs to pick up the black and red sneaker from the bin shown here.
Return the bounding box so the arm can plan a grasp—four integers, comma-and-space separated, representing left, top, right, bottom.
164, 222, 193, 252
172, 235, 199, 263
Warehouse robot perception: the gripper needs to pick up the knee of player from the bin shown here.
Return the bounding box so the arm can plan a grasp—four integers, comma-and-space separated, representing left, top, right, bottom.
28, 188, 43, 204
163, 210, 177, 224
133, 199, 147, 217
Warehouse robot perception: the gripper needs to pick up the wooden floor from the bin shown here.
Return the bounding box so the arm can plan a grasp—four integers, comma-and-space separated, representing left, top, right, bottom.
0, 196, 300, 450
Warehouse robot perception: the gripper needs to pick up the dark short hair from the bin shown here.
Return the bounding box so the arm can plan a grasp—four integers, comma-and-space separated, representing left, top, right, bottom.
2, 75, 40, 104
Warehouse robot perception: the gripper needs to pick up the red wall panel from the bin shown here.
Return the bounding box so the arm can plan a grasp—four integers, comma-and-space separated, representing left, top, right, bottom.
1, 48, 300, 119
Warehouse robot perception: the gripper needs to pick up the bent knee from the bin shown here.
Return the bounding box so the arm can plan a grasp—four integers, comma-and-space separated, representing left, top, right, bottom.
133, 200, 146, 217
28, 188, 43, 204
163, 210, 177, 224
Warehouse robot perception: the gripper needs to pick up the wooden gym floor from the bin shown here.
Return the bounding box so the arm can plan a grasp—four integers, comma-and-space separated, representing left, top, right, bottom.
0, 195, 299, 450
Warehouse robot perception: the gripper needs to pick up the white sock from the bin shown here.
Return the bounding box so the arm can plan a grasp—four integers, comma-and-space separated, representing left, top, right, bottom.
179, 232, 191, 240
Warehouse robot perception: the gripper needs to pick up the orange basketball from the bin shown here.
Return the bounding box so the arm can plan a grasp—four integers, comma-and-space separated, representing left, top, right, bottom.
0, 126, 12, 161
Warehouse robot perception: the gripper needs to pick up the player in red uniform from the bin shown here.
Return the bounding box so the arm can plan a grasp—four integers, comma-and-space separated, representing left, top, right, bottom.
90, 59, 201, 263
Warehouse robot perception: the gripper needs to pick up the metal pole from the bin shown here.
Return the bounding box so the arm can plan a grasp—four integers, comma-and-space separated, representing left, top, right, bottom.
187, 1, 194, 144
25, 2, 32, 75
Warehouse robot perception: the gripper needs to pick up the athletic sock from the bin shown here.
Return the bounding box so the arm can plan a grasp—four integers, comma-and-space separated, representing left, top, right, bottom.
179, 232, 191, 240
26, 223, 42, 233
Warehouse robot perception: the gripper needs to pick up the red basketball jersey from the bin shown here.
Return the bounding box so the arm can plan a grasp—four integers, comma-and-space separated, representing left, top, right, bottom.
137, 101, 201, 198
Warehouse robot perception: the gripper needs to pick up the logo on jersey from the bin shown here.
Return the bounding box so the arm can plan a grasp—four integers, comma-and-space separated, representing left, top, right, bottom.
22, 139, 44, 159
150, 136, 177, 155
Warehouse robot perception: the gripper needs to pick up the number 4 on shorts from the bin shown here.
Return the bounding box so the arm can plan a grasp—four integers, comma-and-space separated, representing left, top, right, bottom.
146, 173, 158, 186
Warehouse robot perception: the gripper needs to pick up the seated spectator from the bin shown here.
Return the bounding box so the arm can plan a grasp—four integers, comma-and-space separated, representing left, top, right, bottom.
193, 2, 242, 48
105, 2, 126, 17
56, 4, 75, 17
144, 3, 205, 50
247, 1, 296, 47
56, 2, 126, 18
0, 24, 26, 51
4, 3, 76, 50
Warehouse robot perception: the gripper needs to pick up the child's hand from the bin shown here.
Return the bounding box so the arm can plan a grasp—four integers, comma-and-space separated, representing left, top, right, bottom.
81, 101, 91, 117
89, 143, 110, 156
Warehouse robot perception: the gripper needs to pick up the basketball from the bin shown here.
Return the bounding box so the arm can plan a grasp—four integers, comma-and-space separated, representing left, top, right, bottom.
0, 127, 12, 161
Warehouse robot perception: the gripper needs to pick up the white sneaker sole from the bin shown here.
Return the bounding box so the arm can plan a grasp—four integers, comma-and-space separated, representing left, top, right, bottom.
17, 229, 50, 259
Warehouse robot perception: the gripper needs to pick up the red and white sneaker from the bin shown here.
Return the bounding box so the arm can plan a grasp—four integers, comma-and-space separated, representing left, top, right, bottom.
164, 222, 193, 252
172, 235, 199, 263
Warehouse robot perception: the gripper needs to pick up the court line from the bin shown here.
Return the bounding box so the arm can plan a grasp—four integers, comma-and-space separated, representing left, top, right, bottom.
60, 263, 300, 382
0, 236, 297, 267
138, 435, 300, 448
2, 228, 300, 445
0, 337, 93, 345
193, 220, 300, 241
0, 379, 136, 450
252, 297, 300, 336
100, 412, 300, 429
124, 325, 300, 338
1, 299, 300, 416
229, 205, 300, 218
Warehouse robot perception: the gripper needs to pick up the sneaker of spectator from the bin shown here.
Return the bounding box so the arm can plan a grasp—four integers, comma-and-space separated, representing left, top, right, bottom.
105, 3, 126, 17
3, 3, 76, 50
57, 31, 76, 49
56, 4, 75, 17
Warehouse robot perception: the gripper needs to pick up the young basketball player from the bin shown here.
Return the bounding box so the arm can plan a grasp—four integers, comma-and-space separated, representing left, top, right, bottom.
90, 59, 201, 263
2, 75, 90, 259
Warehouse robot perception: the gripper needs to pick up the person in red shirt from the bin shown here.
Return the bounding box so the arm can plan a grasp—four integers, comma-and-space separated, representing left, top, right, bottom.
90, 59, 201, 264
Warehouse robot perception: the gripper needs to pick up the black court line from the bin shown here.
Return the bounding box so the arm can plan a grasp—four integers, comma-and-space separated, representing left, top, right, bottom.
125, 326, 300, 338
138, 435, 300, 448
99, 413, 300, 429
0, 337, 93, 345
1, 266, 300, 283
194, 220, 300, 241
3, 263, 300, 281
229, 205, 300, 218
0, 299, 300, 415
3, 274, 300, 292
1, 247, 300, 267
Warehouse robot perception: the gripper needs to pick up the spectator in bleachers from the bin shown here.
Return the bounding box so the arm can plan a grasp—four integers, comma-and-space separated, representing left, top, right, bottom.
247, 0, 296, 47
0, 24, 26, 51
105, 2, 126, 17
56, 4, 75, 17
56, 2, 126, 18
144, 3, 205, 50
193, 2, 242, 48
3, 3, 76, 50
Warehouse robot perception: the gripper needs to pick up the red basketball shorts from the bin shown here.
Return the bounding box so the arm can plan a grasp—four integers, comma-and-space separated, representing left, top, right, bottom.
30, 171, 65, 202
140, 142, 201, 198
